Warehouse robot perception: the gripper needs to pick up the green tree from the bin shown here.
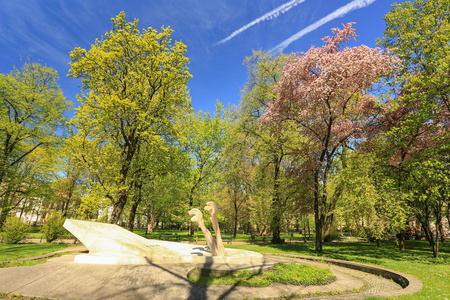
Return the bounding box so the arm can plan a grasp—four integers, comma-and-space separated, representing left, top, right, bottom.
218, 127, 252, 237
378, 0, 450, 256
406, 156, 449, 258
126, 139, 186, 232
1, 216, 30, 244
181, 102, 229, 234
261, 24, 399, 252
238, 50, 304, 244
68, 12, 191, 224
40, 212, 67, 243
335, 150, 408, 247
0, 61, 70, 227
379, 0, 450, 112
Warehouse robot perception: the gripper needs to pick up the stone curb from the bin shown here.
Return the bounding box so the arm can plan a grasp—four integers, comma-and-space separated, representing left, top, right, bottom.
272, 253, 423, 299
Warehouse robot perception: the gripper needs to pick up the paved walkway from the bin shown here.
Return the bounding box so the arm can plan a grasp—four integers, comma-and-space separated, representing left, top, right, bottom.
0, 247, 419, 300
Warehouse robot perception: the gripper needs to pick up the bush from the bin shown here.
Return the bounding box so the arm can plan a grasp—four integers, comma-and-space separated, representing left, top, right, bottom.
1, 216, 30, 244
325, 228, 344, 242
40, 213, 67, 242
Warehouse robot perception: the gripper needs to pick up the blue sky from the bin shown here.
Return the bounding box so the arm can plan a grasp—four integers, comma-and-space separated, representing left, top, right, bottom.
0, 0, 404, 116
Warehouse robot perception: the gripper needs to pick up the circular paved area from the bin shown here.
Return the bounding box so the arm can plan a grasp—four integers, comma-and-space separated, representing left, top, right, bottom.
0, 248, 421, 300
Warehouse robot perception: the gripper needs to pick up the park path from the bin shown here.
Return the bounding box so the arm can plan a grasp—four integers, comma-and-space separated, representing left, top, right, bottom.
0, 250, 412, 300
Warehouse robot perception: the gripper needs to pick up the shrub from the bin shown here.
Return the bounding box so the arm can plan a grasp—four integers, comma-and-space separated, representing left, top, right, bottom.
40, 213, 67, 242
1, 216, 30, 244
325, 228, 344, 242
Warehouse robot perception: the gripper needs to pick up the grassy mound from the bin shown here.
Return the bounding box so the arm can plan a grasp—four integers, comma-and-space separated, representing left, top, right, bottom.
188, 262, 335, 287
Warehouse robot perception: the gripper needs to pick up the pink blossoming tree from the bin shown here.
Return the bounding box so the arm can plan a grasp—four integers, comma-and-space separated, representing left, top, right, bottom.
260, 23, 400, 252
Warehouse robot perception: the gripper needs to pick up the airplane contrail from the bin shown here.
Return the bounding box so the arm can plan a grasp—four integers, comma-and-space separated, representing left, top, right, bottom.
217, 0, 308, 45
271, 0, 377, 53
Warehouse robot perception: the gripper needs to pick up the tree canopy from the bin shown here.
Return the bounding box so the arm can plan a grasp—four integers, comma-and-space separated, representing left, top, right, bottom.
261, 23, 400, 252
68, 12, 192, 224
0, 61, 71, 227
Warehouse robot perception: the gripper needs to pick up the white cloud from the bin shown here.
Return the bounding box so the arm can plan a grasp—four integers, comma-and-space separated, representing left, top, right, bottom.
271, 0, 377, 53
217, 0, 307, 45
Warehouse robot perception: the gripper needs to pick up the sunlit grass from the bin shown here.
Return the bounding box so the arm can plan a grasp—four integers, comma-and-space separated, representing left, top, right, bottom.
227, 240, 450, 299
188, 263, 335, 287
0, 243, 69, 261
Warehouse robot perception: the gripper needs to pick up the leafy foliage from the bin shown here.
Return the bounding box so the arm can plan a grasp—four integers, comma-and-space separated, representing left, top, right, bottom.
234, 50, 305, 243
67, 12, 191, 223
261, 23, 400, 252
335, 151, 408, 241
0, 217, 30, 244
0, 61, 70, 227
40, 212, 67, 242
377, 0, 450, 257
181, 101, 229, 210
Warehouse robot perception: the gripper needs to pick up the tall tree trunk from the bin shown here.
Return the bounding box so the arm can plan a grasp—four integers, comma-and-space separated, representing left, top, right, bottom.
18, 205, 25, 219
188, 190, 195, 236
147, 212, 155, 234
271, 157, 284, 244
314, 169, 325, 252
127, 182, 142, 232
307, 216, 311, 238
418, 200, 441, 257
0, 208, 9, 228
376, 239, 382, 248
432, 235, 439, 258
0, 133, 12, 187
397, 229, 406, 251
438, 221, 446, 244
446, 206, 450, 233
323, 213, 334, 242
110, 143, 135, 224
0, 186, 13, 228
422, 220, 439, 258
433, 203, 443, 255
324, 186, 341, 242
271, 214, 283, 244
33, 211, 40, 226
110, 189, 127, 224
233, 198, 238, 238
315, 209, 324, 252
127, 201, 139, 232
62, 180, 75, 217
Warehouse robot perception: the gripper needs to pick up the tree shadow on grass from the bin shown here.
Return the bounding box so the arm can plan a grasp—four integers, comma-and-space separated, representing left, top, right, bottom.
234, 240, 450, 265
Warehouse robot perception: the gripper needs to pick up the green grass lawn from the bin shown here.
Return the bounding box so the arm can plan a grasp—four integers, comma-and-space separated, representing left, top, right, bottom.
188, 262, 335, 287
227, 240, 450, 299
0, 243, 69, 261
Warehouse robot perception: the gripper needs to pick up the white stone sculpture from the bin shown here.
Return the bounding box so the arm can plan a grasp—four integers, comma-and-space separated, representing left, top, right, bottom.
204, 201, 227, 257
188, 208, 219, 256
64, 206, 262, 264
189, 201, 227, 257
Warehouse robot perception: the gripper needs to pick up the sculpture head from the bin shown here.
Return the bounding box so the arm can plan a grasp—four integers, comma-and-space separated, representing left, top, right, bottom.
188, 208, 203, 223
204, 201, 218, 216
